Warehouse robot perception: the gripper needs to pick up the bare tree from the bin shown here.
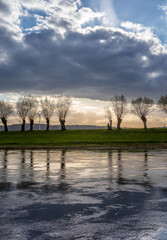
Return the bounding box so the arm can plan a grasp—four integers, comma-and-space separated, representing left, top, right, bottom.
111, 95, 127, 130
55, 96, 71, 131
27, 96, 38, 131
0, 100, 13, 131
16, 97, 29, 131
104, 106, 112, 130
157, 95, 167, 114
131, 97, 154, 129
41, 97, 55, 131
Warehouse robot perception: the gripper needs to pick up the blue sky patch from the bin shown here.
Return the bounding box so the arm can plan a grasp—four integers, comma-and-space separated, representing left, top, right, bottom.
20, 15, 37, 31
81, 0, 167, 43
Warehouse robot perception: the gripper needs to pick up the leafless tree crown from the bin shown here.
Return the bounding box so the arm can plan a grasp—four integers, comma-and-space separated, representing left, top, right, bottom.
0, 100, 13, 119
111, 95, 127, 119
158, 95, 167, 114
41, 97, 55, 120
131, 97, 154, 118
16, 97, 29, 120
56, 96, 71, 121
104, 106, 112, 122
27, 95, 38, 120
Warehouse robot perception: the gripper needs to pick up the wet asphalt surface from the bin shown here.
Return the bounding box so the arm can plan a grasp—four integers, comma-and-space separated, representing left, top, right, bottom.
0, 149, 167, 240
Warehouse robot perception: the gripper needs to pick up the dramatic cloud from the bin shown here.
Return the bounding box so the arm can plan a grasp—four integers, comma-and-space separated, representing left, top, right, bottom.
0, 0, 167, 101
0, 1, 10, 15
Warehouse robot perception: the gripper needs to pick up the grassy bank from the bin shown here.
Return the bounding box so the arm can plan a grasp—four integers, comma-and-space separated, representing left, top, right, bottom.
0, 129, 166, 149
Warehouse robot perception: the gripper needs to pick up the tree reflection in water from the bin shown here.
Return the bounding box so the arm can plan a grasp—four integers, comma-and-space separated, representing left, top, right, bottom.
30, 150, 33, 169
117, 150, 125, 185
0, 150, 11, 190
0, 149, 153, 191
58, 149, 69, 191
4, 150, 7, 169
17, 150, 36, 189
0, 149, 167, 240
143, 150, 152, 187
108, 150, 113, 185
115, 149, 152, 188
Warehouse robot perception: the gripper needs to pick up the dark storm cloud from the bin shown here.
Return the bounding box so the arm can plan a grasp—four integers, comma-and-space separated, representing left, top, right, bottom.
0, 0, 11, 15
0, 26, 17, 50
48, 18, 72, 30
0, 24, 167, 100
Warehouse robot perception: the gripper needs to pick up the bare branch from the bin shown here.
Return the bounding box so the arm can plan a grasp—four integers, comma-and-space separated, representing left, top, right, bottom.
26, 95, 39, 121
55, 95, 72, 131
104, 106, 112, 130
16, 97, 29, 120
0, 100, 13, 131
111, 94, 128, 129
131, 97, 154, 129
16, 97, 29, 131
157, 95, 167, 114
41, 97, 55, 131
104, 106, 112, 122
41, 97, 55, 120
0, 100, 13, 119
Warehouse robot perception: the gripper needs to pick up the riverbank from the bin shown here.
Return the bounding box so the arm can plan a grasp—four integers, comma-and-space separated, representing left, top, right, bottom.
0, 129, 166, 149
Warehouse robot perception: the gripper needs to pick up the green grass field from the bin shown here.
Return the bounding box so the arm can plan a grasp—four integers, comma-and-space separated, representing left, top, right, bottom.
0, 129, 166, 149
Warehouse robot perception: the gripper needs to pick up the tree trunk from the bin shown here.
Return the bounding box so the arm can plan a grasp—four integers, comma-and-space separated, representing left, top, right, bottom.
117, 118, 122, 130
60, 120, 66, 131
21, 119, 25, 131
30, 119, 34, 131
107, 120, 112, 130
109, 120, 112, 130
1, 118, 8, 132
141, 116, 147, 129
46, 118, 50, 131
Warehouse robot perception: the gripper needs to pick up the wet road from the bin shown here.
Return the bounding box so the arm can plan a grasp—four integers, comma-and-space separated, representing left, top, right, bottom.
0, 149, 167, 240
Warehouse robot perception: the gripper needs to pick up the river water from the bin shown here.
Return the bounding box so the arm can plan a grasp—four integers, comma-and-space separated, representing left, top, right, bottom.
0, 149, 167, 240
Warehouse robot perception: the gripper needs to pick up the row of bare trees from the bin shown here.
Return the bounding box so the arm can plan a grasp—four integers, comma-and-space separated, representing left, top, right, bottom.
105, 95, 167, 130
0, 95, 71, 132
0, 94, 166, 132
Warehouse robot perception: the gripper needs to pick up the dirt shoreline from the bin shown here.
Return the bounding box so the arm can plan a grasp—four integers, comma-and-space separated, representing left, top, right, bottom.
0, 143, 167, 150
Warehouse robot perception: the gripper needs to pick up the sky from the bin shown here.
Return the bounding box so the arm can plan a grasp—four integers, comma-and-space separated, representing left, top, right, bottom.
0, 0, 167, 127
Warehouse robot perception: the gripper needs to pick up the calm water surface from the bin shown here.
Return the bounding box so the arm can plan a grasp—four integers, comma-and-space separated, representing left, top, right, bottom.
0, 149, 167, 240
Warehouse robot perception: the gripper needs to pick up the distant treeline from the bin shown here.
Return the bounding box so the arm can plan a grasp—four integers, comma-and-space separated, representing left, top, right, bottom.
0, 94, 166, 132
